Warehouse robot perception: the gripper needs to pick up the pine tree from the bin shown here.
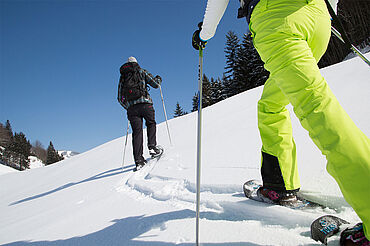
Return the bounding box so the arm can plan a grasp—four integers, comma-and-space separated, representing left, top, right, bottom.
191, 75, 214, 110
224, 31, 240, 81
221, 74, 234, 99
223, 31, 242, 98
46, 141, 63, 165
3, 132, 31, 170
192, 93, 199, 112
210, 78, 225, 104
5, 120, 13, 139
174, 102, 187, 118
202, 75, 212, 108
0, 120, 13, 147
0, 123, 8, 147
234, 33, 268, 92
14, 132, 31, 170
233, 34, 252, 93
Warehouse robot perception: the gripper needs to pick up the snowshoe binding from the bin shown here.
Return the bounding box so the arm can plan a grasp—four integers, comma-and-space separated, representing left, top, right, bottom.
257, 187, 299, 207
134, 159, 147, 172
149, 145, 164, 159
243, 179, 323, 209
340, 223, 369, 246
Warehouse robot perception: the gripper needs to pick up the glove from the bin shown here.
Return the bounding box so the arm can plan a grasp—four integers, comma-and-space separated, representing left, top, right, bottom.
192, 22, 207, 50
155, 75, 162, 85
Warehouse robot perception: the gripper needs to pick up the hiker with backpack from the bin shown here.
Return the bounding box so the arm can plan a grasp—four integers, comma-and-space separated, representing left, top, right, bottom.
118, 56, 163, 171
192, 0, 370, 244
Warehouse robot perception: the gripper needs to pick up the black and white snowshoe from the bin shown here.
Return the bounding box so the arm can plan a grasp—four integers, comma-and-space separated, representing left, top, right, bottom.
149, 145, 164, 159
133, 160, 147, 172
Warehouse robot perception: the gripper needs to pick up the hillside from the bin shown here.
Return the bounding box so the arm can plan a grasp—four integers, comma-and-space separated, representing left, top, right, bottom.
0, 55, 369, 245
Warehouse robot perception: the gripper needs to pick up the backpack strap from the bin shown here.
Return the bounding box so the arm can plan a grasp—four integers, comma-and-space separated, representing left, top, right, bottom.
237, 0, 261, 24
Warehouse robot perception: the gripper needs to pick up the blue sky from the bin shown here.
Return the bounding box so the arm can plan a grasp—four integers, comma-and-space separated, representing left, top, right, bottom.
0, 0, 248, 153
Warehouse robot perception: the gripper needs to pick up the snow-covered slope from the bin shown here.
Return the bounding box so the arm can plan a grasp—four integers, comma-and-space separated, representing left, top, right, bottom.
0, 56, 369, 245
0, 164, 18, 175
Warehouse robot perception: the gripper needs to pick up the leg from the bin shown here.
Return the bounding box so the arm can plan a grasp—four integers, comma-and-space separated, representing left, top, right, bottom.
143, 104, 157, 148
258, 78, 300, 191
251, 0, 370, 237
127, 106, 144, 163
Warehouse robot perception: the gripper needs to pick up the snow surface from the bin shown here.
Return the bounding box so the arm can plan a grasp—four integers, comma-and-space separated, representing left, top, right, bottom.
0, 164, 17, 175
0, 55, 369, 245
28, 156, 44, 169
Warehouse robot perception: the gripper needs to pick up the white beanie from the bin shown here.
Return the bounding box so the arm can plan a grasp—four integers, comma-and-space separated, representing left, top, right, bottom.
127, 56, 137, 63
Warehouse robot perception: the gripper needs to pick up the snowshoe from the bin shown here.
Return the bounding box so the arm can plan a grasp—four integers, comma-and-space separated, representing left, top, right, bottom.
243, 179, 323, 209
149, 145, 163, 159
340, 223, 369, 246
133, 159, 147, 172
311, 215, 349, 245
257, 186, 299, 207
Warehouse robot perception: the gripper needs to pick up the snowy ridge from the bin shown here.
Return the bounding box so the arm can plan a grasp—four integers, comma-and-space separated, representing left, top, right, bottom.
0, 55, 369, 245
58, 150, 79, 159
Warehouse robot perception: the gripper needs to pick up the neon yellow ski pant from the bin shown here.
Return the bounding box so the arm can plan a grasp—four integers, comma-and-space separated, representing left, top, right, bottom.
250, 0, 370, 237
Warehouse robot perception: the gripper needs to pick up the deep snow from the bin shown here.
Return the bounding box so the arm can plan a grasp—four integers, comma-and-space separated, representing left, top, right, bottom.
0, 55, 369, 245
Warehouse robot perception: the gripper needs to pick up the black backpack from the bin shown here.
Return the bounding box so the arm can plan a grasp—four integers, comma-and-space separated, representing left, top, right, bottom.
120, 62, 147, 101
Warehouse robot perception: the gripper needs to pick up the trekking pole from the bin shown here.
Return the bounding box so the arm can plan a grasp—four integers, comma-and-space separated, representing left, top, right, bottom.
324, 0, 370, 67
159, 84, 173, 146
330, 26, 370, 67
121, 120, 130, 172
195, 46, 204, 246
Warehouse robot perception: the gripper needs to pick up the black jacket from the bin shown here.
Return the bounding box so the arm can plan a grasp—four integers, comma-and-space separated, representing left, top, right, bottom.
117, 62, 161, 109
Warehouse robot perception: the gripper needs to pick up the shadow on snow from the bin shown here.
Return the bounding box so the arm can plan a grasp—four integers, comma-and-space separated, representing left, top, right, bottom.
2, 209, 263, 246
9, 166, 135, 206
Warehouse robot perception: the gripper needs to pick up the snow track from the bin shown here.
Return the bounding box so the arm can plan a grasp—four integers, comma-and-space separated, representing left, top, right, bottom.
114, 142, 360, 245
118, 146, 342, 218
